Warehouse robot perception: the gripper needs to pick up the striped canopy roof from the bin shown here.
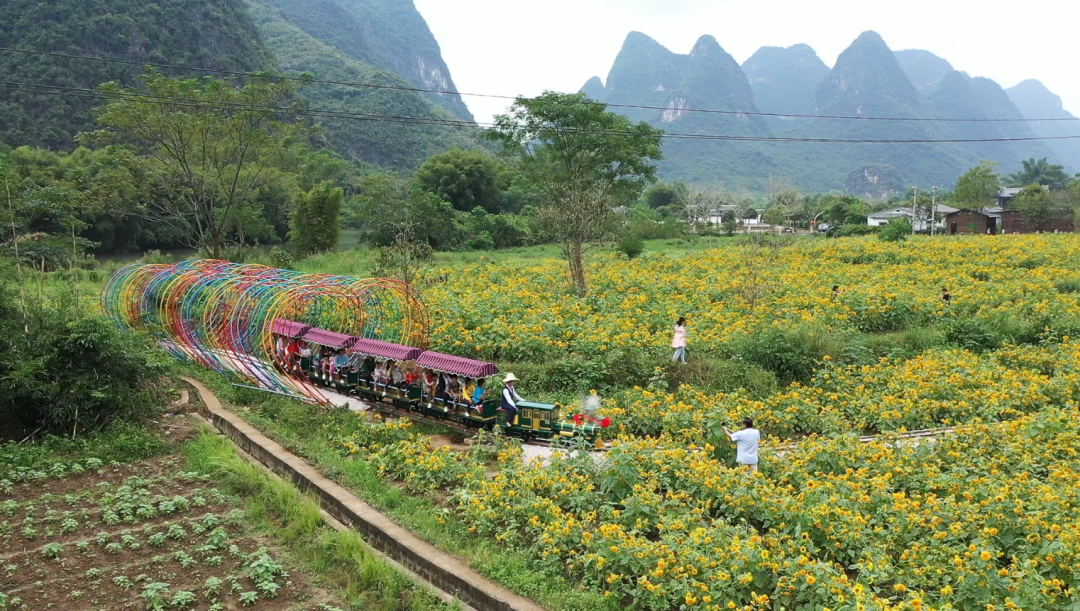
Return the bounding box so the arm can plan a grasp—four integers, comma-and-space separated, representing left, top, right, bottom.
416, 351, 498, 378
302, 327, 359, 349
352, 338, 422, 361
271, 319, 311, 338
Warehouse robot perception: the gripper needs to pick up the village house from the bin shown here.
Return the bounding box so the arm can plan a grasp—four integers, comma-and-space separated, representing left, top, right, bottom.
944, 187, 1073, 235
867, 205, 959, 232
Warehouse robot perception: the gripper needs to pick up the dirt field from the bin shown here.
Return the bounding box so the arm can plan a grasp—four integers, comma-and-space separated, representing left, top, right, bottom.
0, 431, 344, 611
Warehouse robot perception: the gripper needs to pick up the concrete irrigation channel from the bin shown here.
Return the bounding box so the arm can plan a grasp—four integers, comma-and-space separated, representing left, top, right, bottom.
182, 376, 549, 611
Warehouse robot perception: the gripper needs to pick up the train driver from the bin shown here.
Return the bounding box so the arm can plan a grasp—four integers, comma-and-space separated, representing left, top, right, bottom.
500, 373, 524, 423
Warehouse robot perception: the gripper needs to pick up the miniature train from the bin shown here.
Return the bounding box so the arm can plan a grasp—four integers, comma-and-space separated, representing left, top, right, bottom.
271, 319, 611, 447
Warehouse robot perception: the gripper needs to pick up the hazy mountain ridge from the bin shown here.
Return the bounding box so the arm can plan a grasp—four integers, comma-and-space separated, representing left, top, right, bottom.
742, 44, 829, 131
1008, 80, 1080, 172
582, 30, 1077, 192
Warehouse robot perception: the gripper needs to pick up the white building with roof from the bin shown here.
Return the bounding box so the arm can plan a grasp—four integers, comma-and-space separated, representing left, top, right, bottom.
867, 205, 959, 232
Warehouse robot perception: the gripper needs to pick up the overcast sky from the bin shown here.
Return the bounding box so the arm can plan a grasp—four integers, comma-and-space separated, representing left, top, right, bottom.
414, 0, 1079, 125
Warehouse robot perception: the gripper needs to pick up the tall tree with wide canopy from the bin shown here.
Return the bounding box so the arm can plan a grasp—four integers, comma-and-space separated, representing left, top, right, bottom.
953, 161, 1001, 212
488, 92, 663, 296
91, 70, 309, 258
1008, 157, 1071, 190
415, 148, 505, 213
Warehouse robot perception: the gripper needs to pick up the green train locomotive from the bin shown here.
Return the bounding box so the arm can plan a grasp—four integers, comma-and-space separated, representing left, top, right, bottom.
273, 320, 610, 448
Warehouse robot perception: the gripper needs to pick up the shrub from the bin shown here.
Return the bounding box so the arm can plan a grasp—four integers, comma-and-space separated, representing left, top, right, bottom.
1056, 278, 1080, 294
728, 325, 854, 385
0, 300, 167, 440
943, 318, 1001, 353
878, 218, 912, 242
616, 233, 645, 259
269, 247, 294, 270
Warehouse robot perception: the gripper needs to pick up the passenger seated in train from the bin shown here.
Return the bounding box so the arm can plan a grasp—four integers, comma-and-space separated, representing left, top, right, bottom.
286, 338, 302, 369
389, 361, 405, 388
422, 369, 437, 399
460, 377, 475, 406
404, 364, 421, 386
448, 375, 462, 402
374, 361, 389, 385
333, 350, 350, 380
471, 378, 486, 410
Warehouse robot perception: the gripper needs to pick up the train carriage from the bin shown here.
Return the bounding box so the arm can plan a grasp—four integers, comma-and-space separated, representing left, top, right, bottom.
351, 339, 423, 408
299, 328, 359, 385
271, 319, 311, 373
414, 351, 500, 426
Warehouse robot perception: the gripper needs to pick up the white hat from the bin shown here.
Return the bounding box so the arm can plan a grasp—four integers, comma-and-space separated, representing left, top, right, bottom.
503, 373, 519, 383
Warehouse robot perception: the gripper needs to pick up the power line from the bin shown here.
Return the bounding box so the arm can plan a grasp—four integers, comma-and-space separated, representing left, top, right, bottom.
4, 79, 1080, 145
2, 46, 1078, 125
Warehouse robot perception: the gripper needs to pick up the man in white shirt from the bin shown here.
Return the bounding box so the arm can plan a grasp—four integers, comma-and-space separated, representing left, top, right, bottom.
500, 373, 524, 424
723, 418, 761, 473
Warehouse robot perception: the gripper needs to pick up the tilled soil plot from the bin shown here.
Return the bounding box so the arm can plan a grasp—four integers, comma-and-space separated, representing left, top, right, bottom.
0, 454, 341, 610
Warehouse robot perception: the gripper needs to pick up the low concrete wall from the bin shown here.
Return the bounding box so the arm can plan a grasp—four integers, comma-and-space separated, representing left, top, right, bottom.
181, 377, 548, 611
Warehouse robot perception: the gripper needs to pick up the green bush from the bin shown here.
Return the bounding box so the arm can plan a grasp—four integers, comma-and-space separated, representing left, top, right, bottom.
728, 325, 855, 385
0, 268, 167, 440
664, 358, 778, 398
878, 218, 911, 242
270, 247, 295, 270
828, 224, 878, 238
1056, 279, 1080, 294
943, 318, 1001, 353
616, 233, 645, 259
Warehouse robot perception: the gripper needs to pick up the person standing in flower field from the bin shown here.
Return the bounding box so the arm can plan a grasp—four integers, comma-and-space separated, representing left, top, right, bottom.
723, 418, 760, 473
941, 287, 952, 306
671, 317, 688, 364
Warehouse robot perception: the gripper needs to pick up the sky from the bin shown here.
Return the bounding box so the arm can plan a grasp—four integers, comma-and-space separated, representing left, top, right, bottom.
413, 0, 1080, 125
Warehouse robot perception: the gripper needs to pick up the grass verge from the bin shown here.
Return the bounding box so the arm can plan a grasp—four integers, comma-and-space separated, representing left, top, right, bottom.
183, 421, 456, 611
192, 370, 616, 611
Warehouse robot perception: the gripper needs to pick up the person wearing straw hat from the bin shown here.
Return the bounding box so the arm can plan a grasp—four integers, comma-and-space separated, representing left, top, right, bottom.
500, 373, 524, 424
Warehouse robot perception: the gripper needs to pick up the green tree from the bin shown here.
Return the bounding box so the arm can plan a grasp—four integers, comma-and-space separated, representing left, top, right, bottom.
90, 70, 308, 258
644, 182, 687, 209
1012, 183, 1062, 232
290, 183, 343, 256
953, 161, 1001, 212
349, 174, 460, 250
415, 148, 505, 213
819, 194, 871, 226
1008, 157, 1070, 189
488, 92, 663, 296
879, 217, 912, 242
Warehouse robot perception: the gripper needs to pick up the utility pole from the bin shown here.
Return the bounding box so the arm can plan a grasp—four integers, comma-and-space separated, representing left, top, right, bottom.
911, 186, 919, 234
930, 187, 938, 236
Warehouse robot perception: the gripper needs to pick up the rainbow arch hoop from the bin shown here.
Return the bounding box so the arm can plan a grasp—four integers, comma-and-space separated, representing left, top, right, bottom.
102, 260, 430, 403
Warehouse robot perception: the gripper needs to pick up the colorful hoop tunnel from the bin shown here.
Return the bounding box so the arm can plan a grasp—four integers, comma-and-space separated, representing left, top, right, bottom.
102, 260, 430, 403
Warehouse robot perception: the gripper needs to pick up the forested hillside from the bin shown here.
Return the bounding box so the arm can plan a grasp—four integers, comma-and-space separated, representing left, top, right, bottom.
582, 30, 1076, 193
248, 1, 481, 168
254, 0, 473, 122
0, 0, 478, 170
0, 0, 273, 149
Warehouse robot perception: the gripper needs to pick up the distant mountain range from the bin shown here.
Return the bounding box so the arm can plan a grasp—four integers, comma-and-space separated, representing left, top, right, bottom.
582, 31, 1080, 194
0, 0, 479, 169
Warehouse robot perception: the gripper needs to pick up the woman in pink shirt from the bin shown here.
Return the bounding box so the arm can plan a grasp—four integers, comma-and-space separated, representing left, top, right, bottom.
671, 317, 687, 363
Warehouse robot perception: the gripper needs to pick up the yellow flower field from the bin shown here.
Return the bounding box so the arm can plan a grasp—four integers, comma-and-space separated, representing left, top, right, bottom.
423, 235, 1080, 362
332, 235, 1080, 611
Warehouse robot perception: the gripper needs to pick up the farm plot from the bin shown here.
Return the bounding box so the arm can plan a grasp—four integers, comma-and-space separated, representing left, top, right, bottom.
0, 454, 343, 611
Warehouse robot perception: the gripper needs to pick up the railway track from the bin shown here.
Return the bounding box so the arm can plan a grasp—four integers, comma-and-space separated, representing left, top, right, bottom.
326, 388, 612, 452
